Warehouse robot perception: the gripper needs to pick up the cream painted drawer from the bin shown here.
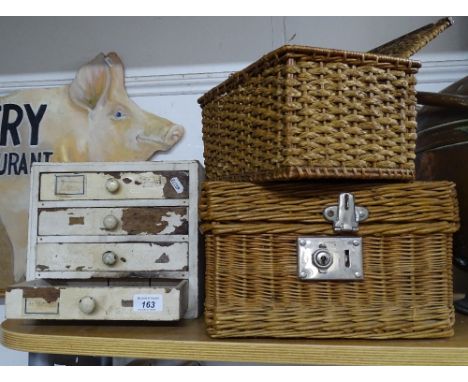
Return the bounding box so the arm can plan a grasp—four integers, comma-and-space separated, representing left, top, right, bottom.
40, 171, 189, 201
6, 279, 188, 321
26, 161, 204, 320
38, 207, 188, 236
35, 242, 188, 277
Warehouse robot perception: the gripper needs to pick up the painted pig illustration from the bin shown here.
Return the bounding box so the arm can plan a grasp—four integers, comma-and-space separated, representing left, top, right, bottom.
0, 52, 184, 285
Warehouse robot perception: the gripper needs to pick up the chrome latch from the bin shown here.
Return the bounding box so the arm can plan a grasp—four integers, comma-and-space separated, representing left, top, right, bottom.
323, 193, 368, 232
297, 237, 363, 280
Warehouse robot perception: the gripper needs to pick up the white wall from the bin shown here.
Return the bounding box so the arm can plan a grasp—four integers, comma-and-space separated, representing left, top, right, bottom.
0, 16, 467, 76
1, 16, 467, 366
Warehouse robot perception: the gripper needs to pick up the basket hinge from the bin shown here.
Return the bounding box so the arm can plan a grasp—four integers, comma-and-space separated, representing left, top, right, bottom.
322, 192, 368, 232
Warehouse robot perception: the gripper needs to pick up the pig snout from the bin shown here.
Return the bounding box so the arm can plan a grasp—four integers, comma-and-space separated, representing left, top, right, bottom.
164, 124, 184, 146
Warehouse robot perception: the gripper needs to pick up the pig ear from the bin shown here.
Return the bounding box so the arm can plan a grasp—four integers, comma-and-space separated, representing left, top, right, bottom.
103, 52, 125, 86
69, 53, 111, 111
105, 52, 124, 68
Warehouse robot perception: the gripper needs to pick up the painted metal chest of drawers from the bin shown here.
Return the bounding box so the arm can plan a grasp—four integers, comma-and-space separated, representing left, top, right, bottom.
6, 161, 204, 321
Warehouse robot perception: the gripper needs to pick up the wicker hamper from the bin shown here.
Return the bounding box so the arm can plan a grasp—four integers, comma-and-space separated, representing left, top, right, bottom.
201, 180, 459, 339
198, 18, 453, 182
199, 46, 421, 182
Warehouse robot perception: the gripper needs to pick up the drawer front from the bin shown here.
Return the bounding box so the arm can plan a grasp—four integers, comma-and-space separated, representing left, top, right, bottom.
6, 279, 188, 321
25, 296, 59, 315
35, 242, 188, 274
38, 207, 188, 236
40, 171, 189, 201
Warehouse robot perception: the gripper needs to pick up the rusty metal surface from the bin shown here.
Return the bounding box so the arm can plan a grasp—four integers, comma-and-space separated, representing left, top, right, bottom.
121, 207, 188, 235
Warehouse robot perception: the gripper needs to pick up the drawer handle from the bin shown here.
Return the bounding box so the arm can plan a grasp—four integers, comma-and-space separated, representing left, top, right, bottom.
103, 214, 119, 230
105, 178, 121, 193
78, 296, 96, 314
102, 251, 118, 266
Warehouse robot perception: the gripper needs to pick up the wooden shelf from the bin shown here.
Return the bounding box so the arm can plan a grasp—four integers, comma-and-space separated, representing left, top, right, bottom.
2, 314, 468, 365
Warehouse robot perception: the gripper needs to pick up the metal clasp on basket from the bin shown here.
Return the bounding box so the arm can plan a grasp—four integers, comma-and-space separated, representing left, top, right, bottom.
323, 193, 368, 233
297, 193, 368, 281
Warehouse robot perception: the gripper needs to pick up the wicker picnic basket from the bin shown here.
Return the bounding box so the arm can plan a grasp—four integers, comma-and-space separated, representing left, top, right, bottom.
201, 180, 459, 339
198, 18, 453, 182
199, 46, 420, 182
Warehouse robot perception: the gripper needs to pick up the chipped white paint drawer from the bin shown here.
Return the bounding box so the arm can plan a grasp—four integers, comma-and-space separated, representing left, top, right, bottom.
35, 242, 188, 278
24, 161, 204, 320
6, 279, 188, 321
38, 207, 188, 236
40, 170, 189, 201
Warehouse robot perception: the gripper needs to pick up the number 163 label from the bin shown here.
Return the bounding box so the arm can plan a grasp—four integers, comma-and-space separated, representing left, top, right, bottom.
133, 294, 163, 312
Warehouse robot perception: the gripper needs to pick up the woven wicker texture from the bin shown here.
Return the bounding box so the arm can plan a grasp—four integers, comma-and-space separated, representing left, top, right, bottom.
199, 46, 420, 182
369, 17, 453, 59
202, 180, 459, 339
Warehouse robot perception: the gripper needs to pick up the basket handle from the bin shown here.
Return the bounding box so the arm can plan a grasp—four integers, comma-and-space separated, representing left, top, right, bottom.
369, 17, 454, 58
417, 91, 468, 111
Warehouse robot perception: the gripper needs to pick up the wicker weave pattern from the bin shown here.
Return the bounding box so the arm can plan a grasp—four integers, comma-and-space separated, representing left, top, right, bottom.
200, 46, 420, 182
369, 17, 453, 59
202, 180, 459, 339
201, 181, 458, 227
205, 234, 454, 339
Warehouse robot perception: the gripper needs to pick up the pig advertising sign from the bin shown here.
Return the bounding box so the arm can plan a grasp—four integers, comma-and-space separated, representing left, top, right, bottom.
0, 52, 184, 290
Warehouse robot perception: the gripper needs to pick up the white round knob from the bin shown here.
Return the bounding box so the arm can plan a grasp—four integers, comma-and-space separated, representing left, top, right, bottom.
78, 296, 96, 314
102, 251, 118, 266
105, 178, 120, 193
103, 214, 119, 230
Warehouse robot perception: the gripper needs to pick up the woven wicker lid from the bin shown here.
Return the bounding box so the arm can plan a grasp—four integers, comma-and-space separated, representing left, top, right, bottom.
370, 17, 454, 58
200, 181, 459, 234
199, 18, 453, 105
198, 44, 421, 106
